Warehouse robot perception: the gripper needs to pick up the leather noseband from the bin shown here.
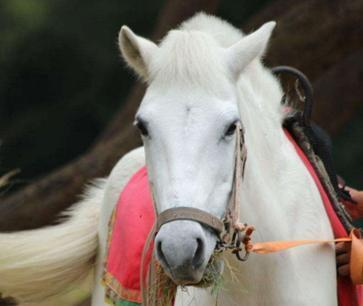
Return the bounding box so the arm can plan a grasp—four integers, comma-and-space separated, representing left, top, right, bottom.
156, 206, 225, 234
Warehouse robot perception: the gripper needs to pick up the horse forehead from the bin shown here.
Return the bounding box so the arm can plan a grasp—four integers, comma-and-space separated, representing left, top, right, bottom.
141, 85, 236, 118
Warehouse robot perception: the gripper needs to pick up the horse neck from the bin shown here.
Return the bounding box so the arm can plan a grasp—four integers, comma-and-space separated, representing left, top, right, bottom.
235, 62, 322, 241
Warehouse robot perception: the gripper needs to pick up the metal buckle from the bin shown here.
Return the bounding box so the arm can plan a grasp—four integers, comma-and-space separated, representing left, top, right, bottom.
215, 224, 254, 262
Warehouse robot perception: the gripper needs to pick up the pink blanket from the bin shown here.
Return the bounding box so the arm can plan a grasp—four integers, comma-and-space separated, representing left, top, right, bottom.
103, 167, 153, 304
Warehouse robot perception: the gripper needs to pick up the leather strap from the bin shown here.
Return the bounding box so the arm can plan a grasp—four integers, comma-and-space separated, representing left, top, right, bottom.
156, 207, 224, 234
227, 124, 246, 229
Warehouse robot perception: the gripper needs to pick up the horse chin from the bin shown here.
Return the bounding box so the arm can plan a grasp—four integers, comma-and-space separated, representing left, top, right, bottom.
161, 260, 206, 286
164, 255, 224, 287
165, 270, 204, 286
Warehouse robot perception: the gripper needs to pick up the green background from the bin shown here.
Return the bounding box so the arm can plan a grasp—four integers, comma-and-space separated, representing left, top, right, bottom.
0, 0, 361, 190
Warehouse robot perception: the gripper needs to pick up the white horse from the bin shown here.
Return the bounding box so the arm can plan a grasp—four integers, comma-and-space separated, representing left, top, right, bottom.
0, 13, 337, 306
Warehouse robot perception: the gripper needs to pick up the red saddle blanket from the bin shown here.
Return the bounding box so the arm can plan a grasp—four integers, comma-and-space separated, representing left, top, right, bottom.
285, 131, 362, 306
103, 166, 153, 305
103, 131, 362, 306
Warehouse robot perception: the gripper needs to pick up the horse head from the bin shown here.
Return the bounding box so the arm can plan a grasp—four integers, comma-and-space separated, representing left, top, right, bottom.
118, 15, 275, 285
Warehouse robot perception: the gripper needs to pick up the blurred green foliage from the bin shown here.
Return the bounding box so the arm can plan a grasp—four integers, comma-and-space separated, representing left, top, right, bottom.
0, 0, 271, 187
0, 0, 164, 184
0, 0, 360, 191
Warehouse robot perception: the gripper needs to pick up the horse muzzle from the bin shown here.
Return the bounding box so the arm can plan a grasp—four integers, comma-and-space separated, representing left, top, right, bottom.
154, 220, 217, 285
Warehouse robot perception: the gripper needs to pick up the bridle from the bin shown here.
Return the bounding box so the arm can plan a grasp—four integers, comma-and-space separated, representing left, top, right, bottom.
153, 66, 315, 262
141, 126, 248, 304
155, 122, 252, 261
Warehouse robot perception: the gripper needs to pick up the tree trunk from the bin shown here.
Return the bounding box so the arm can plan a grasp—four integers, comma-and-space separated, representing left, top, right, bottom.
312, 50, 363, 134
245, 0, 363, 80
244, 0, 363, 133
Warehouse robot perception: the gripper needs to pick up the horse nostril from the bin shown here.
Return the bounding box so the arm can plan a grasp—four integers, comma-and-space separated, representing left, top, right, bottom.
192, 238, 204, 269
156, 240, 169, 267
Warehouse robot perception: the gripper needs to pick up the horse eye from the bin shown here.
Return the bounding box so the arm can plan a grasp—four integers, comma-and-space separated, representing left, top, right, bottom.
225, 122, 237, 137
135, 119, 149, 136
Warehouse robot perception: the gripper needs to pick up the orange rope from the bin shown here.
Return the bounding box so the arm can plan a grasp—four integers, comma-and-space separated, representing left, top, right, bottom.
246, 229, 363, 285
250, 237, 351, 254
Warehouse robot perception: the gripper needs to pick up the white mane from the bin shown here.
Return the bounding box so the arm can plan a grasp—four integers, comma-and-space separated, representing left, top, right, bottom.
180, 12, 244, 47
149, 15, 233, 92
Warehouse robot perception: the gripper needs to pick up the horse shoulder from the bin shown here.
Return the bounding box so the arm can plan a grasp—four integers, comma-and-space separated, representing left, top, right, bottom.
99, 146, 146, 237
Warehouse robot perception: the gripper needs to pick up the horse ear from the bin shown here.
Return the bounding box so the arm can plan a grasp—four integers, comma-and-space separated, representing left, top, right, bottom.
226, 21, 276, 77
119, 26, 158, 81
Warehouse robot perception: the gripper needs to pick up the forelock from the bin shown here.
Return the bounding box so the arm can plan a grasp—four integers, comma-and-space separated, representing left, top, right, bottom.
149, 30, 231, 92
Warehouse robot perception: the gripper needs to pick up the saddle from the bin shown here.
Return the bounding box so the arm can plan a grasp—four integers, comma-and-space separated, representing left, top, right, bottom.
273, 66, 355, 232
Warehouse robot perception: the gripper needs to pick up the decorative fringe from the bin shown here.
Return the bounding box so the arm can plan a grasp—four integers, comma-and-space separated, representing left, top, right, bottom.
142, 256, 177, 306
